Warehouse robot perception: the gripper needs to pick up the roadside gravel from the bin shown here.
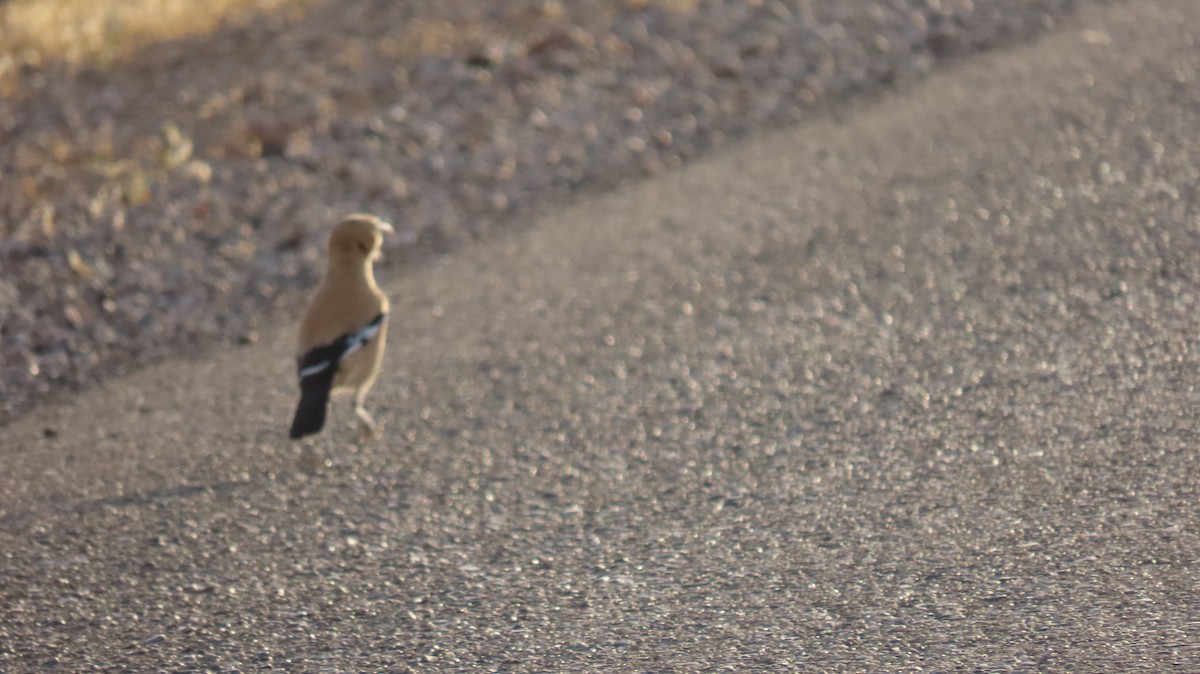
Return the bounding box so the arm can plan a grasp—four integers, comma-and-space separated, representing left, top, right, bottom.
0, 0, 1092, 422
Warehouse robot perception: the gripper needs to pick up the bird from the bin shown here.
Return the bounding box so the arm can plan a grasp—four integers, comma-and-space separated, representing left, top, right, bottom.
289, 214, 393, 448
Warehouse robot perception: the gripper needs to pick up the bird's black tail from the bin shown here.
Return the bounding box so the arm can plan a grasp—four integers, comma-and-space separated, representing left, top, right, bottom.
290, 367, 336, 439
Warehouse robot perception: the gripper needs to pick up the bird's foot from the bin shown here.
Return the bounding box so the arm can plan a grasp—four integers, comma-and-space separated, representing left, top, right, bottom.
354, 405, 377, 443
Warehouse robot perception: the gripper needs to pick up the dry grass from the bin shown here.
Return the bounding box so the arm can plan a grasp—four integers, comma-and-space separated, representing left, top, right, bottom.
0, 0, 700, 93
0, 0, 319, 89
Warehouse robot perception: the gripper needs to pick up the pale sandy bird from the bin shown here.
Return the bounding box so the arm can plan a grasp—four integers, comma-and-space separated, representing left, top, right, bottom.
290, 214, 393, 444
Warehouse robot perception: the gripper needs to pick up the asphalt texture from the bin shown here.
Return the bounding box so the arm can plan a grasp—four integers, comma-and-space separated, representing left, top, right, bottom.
3, 0, 1200, 670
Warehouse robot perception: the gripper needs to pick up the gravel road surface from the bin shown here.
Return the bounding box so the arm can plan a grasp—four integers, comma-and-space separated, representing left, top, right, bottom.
3, 0, 1200, 670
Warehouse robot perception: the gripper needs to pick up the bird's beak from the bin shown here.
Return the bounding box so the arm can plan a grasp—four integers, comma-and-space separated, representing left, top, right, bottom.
371, 219, 392, 261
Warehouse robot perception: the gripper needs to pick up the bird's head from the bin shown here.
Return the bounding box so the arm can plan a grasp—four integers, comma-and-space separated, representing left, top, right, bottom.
328, 214, 394, 263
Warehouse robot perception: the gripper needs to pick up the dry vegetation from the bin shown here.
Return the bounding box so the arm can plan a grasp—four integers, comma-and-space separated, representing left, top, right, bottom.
0, 0, 317, 89
0, 0, 701, 93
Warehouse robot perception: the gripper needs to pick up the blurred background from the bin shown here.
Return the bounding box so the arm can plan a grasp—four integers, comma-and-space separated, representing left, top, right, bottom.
0, 0, 1087, 422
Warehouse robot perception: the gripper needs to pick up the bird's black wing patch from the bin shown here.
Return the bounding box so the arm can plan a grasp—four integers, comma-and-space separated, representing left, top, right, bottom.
289, 313, 387, 439
290, 358, 338, 439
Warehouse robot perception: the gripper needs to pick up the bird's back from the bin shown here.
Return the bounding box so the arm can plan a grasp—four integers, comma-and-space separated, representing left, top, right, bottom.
297, 276, 388, 357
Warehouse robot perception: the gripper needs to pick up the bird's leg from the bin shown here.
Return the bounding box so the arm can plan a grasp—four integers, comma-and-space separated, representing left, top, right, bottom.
326, 401, 337, 453
353, 389, 377, 442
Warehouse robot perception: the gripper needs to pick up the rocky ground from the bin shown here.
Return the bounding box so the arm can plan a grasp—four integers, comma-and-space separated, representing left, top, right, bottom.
0, 0, 1094, 423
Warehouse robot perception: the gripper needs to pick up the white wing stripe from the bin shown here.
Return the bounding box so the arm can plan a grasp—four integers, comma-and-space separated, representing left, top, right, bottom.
298, 361, 330, 378
297, 315, 385, 380
342, 322, 381, 360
